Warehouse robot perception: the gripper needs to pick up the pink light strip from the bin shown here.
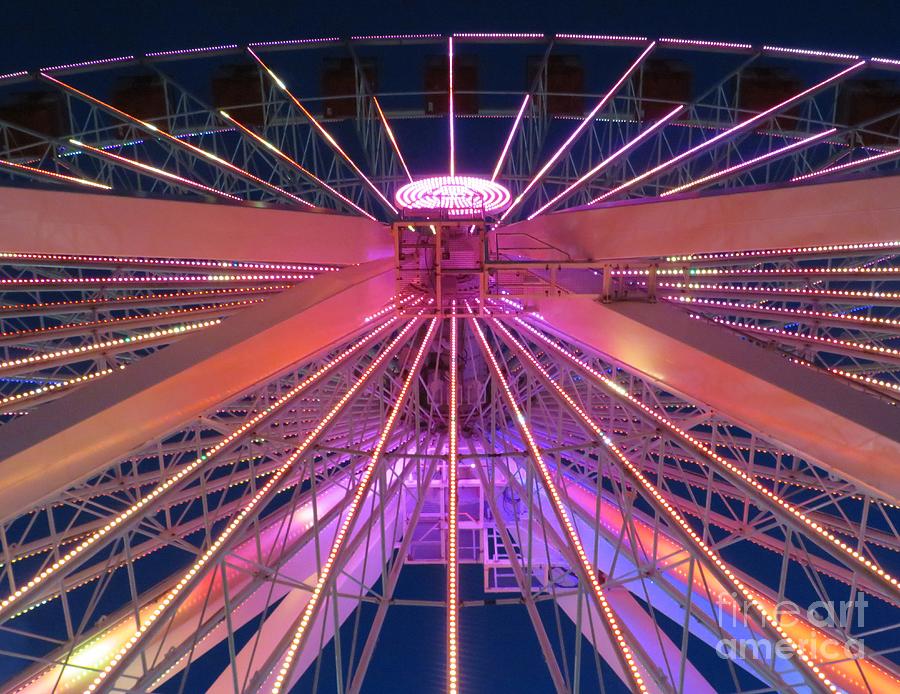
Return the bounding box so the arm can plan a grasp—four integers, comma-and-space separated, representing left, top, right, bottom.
146, 44, 239, 58
372, 96, 413, 182
453, 32, 544, 39
247, 48, 398, 215
763, 45, 860, 61
219, 111, 377, 220
554, 33, 649, 43
41, 55, 134, 72
0, 70, 28, 81
248, 37, 340, 48
68, 139, 241, 201
449, 37, 456, 178
491, 94, 530, 182
350, 34, 442, 41
528, 105, 682, 218
659, 37, 753, 50
500, 41, 656, 221
0, 250, 337, 272
447, 306, 460, 693
589, 60, 865, 204
0, 159, 111, 190
660, 127, 837, 196
791, 147, 900, 182
872, 57, 900, 68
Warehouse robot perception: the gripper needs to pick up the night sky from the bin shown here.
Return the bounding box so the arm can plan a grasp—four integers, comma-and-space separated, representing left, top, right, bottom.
2, 1, 899, 692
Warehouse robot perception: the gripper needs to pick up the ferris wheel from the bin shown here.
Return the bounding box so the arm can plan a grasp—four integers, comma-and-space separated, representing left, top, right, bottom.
0, 31, 898, 694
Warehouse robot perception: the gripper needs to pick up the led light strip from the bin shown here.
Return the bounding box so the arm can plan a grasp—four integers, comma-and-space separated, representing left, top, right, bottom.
219, 111, 377, 220
448, 36, 456, 177
528, 106, 682, 218
0, 159, 111, 190
660, 128, 837, 197
0, 287, 289, 316
447, 307, 460, 694
514, 318, 900, 598
271, 318, 438, 693
681, 265, 900, 277
494, 319, 844, 691
656, 281, 900, 302
0, 366, 125, 408
0, 318, 396, 622
68, 139, 241, 201
791, 146, 900, 182
470, 314, 649, 693
247, 48, 398, 215
500, 41, 656, 221
0, 300, 260, 342
0, 250, 338, 273
701, 314, 900, 360
664, 240, 900, 263
668, 295, 900, 330
819, 365, 900, 395
0, 272, 312, 288
372, 96, 413, 182
42, 74, 315, 208
491, 94, 530, 182
0, 320, 218, 374
82, 318, 419, 693
590, 60, 865, 204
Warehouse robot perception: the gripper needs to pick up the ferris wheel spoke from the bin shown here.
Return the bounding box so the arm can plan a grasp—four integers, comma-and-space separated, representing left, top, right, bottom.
0, 261, 393, 523
501, 175, 900, 264
529, 297, 900, 503
0, 187, 391, 266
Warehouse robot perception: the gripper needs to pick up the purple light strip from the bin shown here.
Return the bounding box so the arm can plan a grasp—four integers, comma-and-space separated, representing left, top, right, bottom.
555, 33, 648, 43
528, 105, 683, 218
500, 41, 656, 220
146, 44, 239, 58
660, 127, 837, 196
0, 71, 28, 81
41, 55, 134, 72
248, 37, 340, 48
590, 60, 865, 204
872, 57, 900, 68
350, 33, 442, 41
659, 37, 752, 50
491, 94, 530, 182
449, 36, 455, 178
763, 45, 860, 61
453, 32, 544, 39
791, 146, 900, 182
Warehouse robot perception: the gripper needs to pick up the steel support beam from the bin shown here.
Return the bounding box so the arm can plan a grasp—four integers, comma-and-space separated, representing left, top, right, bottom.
502, 175, 900, 261
0, 186, 392, 265
534, 297, 900, 501
0, 260, 394, 519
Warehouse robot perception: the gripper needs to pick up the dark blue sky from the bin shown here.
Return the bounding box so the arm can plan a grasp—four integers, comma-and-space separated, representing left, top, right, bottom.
1, 0, 899, 76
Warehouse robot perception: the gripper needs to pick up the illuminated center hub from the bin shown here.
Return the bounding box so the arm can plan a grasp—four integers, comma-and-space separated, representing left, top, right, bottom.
395, 175, 511, 216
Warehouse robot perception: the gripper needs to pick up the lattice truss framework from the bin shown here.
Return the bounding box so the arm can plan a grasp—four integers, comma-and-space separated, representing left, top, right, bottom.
0, 32, 897, 694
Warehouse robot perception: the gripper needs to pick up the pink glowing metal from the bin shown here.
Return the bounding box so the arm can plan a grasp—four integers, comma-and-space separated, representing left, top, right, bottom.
395, 176, 511, 216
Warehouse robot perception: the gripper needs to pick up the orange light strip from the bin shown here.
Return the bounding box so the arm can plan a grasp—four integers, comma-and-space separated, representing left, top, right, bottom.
84, 317, 419, 693
42, 73, 316, 208
470, 314, 648, 693
247, 48, 398, 215
493, 319, 838, 692
0, 159, 111, 190
219, 110, 378, 220
0, 318, 398, 623
447, 307, 460, 694
372, 96, 413, 182
271, 318, 438, 693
